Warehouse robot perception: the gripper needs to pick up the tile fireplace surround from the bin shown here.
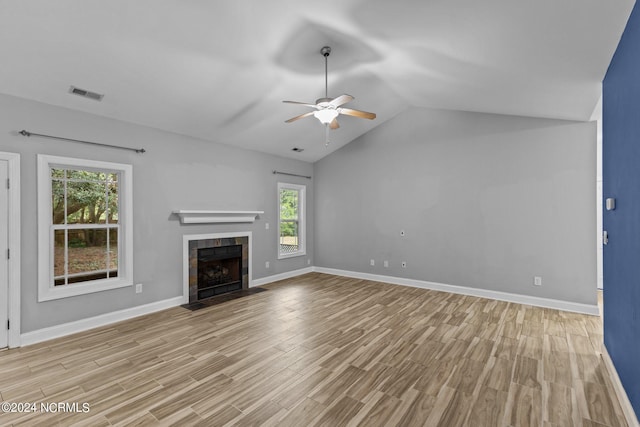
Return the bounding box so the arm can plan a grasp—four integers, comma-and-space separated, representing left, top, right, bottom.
182, 232, 252, 304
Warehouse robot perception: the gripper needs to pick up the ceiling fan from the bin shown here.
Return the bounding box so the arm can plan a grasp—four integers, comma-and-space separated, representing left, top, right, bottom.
283, 46, 376, 134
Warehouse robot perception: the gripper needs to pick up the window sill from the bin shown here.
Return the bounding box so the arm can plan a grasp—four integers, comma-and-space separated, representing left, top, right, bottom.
38, 278, 132, 302
277, 251, 307, 260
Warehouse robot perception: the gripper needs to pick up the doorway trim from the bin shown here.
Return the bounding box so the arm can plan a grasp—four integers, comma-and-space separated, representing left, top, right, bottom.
1, 151, 20, 348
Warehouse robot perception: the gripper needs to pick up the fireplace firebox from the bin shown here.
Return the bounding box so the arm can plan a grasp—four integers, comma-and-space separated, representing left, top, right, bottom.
197, 245, 242, 300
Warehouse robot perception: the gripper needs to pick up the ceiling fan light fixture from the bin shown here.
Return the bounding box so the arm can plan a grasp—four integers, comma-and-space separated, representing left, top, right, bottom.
313, 109, 340, 124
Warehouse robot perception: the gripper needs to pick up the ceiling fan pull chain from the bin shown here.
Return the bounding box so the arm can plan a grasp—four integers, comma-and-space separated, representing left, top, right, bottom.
325, 124, 330, 146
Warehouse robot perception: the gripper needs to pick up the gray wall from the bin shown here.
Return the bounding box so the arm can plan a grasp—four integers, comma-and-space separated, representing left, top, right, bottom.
314, 107, 597, 305
0, 93, 313, 333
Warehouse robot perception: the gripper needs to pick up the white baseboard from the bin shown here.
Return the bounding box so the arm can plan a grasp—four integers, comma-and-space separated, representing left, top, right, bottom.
602, 345, 640, 427
312, 267, 600, 316
251, 267, 314, 287
20, 296, 184, 347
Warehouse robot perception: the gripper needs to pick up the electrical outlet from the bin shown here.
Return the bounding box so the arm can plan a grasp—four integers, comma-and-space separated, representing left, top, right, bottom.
534, 276, 542, 286
370, 259, 375, 266
307, 259, 311, 265
265, 261, 270, 269
135, 283, 142, 294
401, 261, 407, 268
384, 260, 389, 268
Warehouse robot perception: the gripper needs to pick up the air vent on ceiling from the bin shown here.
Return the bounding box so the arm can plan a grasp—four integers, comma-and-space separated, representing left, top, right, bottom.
69, 86, 104, 101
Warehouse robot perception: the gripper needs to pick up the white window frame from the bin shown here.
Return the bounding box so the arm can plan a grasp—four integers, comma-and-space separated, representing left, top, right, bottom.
277, 182, 306, 259
37, 155, 133, 301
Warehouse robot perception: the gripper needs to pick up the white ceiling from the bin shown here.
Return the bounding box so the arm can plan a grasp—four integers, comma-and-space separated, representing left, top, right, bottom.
0, 0, 634, 162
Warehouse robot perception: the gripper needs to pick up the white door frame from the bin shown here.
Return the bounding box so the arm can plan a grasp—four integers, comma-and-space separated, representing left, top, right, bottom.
0, 151, 21, 348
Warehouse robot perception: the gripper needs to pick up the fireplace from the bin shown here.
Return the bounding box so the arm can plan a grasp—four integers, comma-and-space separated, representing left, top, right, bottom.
185, 234, 250, 304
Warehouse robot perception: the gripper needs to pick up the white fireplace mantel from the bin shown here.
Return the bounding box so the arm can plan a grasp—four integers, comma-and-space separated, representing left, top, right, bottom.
173, 210, 264, 224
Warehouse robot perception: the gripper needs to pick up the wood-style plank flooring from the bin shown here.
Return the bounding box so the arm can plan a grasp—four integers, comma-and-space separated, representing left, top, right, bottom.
0, 273, 627, 426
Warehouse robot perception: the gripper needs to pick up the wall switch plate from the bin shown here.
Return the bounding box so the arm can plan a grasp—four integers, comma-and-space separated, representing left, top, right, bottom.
384, 260, 389, 268
265, 261, 270, 268
401, 261, 407, 268
534, 276, 542, 286
135, 283, 142, 293
265, 222, 269, 230
370, 259, 375, 266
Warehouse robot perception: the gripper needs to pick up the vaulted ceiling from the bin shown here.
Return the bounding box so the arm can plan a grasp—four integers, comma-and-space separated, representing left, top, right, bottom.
0, 1, 634, 162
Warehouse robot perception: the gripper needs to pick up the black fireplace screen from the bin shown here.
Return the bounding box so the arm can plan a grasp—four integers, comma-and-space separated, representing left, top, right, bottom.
197, 244, 242, 300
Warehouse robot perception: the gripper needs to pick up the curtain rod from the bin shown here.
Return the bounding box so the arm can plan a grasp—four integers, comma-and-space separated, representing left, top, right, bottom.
273, 170, 311, 179
19, 130, 146, 154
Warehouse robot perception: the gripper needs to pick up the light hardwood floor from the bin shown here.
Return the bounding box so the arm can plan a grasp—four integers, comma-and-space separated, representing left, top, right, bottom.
0, 273, 627, 426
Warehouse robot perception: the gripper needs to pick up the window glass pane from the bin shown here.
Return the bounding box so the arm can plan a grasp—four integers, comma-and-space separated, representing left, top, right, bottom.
54, 229, 66, 280
107, 179, 119, 223
67, 228, 108, 277
51, 168, 65, 179
66, 169, 106, 181
66, 180, 108, 224
280, 220, 299, 254
109, 228, 118, 277
52, 179, 65, 224
278, 184, 305, 257
280, 189, 298, 220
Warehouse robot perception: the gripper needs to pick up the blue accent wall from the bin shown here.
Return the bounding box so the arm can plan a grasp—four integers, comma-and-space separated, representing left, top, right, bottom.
603, 1, 640, 419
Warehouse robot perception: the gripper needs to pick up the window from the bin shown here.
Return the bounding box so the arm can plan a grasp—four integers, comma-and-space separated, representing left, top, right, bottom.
278, 182, 306, 259
37, 155, 133, 301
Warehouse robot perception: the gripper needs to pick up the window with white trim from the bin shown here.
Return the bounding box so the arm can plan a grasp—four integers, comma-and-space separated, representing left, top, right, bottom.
37, 155, 133, 301
278, 182, 306, 259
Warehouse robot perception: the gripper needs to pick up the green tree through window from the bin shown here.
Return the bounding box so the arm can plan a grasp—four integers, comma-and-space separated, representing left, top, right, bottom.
278, 183, 306, 257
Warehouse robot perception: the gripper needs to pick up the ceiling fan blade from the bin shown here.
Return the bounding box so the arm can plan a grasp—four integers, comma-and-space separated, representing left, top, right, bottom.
329, 118, 340, 129
283, 100, 318, 108
338, 108, 376, 120
329, 94, 354, 108
284, 111, 315, 123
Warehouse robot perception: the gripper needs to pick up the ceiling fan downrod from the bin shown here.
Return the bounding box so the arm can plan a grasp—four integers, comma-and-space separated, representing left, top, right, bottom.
322, 46, 331, 146
321, 46, 331, 99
